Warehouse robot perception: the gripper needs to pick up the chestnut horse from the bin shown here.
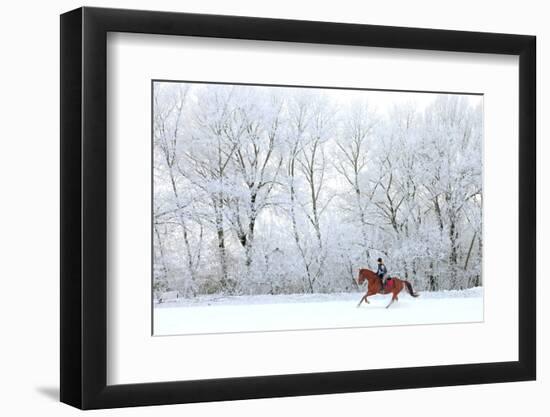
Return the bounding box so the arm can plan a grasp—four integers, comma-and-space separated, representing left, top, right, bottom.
356, 268, 419, 309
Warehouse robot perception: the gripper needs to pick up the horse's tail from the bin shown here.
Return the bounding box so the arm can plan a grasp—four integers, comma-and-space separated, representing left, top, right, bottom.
404, 280, 419, 297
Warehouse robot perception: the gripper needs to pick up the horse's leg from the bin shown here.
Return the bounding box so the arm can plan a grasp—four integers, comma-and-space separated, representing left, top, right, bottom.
357, 288, 376, 307
386, 293, 398, 309
365, 289, 377, 303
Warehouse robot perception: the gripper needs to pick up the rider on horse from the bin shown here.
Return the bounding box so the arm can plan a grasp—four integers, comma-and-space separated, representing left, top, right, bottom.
376, 258, 388, 290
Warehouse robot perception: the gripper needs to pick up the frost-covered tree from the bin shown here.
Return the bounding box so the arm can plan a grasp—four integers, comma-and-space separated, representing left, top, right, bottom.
153, 83, 483, 297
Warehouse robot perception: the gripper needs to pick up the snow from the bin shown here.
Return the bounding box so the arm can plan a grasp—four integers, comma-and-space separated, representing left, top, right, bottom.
153, 288, 483, 336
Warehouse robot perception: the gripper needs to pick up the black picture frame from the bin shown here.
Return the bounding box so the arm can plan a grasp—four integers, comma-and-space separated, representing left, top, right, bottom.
60, 6, 536, 410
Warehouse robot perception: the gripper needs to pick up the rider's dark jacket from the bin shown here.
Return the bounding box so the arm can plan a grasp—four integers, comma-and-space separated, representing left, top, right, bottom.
376, 263, 387, 278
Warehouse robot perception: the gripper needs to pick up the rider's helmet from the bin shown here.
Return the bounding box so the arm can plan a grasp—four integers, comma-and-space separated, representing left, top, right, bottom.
377, 257, 383, 263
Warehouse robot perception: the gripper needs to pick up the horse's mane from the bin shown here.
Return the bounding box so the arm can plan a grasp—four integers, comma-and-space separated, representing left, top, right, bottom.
357, 268, 378, 284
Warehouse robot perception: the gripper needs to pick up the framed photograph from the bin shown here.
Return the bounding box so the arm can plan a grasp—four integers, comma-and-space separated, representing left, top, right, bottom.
60, 6, 536, 409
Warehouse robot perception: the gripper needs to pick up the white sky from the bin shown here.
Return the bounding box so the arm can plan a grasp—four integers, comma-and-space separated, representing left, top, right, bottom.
156, 81, 483, 116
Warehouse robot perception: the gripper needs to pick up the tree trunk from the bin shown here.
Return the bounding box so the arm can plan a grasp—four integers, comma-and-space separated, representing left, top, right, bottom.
464, 231, 477, 272
448, 217, 459, 289
168, 168, 198, 291
355, 186, 370, 262
213, 197, 230, 293
153, 224, 169, 285
245, 192, 257, 268
290, 173, 315, 293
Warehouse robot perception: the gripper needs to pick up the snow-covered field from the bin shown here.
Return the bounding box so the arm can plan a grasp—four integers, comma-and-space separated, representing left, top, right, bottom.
153, 287, 483, 336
